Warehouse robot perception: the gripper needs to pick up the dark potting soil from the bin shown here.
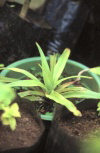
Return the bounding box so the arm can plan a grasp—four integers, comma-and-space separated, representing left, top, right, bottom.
34, 98, 54, 114
0, 100, 43, 151
59, 109, 100, 139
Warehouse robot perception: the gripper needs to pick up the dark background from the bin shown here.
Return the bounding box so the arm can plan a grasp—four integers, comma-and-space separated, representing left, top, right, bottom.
0, 1, 100, 67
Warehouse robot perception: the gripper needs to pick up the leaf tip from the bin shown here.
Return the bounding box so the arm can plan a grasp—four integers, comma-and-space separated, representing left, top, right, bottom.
64, 48, 71, 55
73, 110, 82, 117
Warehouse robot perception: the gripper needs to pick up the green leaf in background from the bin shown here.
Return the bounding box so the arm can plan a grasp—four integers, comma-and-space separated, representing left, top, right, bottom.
90, 67, 100, 75
9, 117, 16, 131
0, 64, 4, 67
81, 131, 100, 153
1, 103, 20, 130
97, 102, 100, 111
97, 102, 100, 116
0, 76, 19, 82
46, 91, 82, 116
0, 83, 16, 106
10, 103, 21, 117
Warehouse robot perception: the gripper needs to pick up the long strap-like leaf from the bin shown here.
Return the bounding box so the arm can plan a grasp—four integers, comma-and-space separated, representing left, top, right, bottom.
50, 54, 57, 75
18, 90, 44, 97
56, 75, 92, 87
36, 43, 53, 92
0, 67, 40, 82
46, 91, 81, 116
7, 80, 46, 90
0, 76, 19, 82
62, 87, 100, 99
53, 48, 70, 83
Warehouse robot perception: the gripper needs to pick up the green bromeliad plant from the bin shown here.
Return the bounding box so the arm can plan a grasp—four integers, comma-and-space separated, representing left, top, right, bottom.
1, 43, 100, 117
0, 83, 20, 130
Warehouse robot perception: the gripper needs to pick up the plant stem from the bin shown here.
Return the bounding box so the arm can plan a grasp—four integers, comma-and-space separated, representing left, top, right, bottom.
19, 0, 31, 19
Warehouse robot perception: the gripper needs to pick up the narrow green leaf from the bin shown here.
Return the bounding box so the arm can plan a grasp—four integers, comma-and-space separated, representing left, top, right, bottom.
36, 43, 50, 72
0, 76, 19, 82
7, 80, 46, 90
57, 86, 84, 93
23, 95, 44, 102
0, 67, 40, 82
46, 91, 82, 116
53, 48, 70, 83
56, 81, 76, 93
36, 43, 53, 92
50, 54, 57, 75
56, 75, 92, 87
18, 90, 45, 97
62, 87, 100, 99
90, 67, 100, 75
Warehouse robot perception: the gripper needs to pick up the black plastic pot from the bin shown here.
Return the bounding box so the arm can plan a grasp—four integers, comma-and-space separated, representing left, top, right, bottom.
44, 100, 99, 153
0, 98, 45, 153
44, 122, 80, 153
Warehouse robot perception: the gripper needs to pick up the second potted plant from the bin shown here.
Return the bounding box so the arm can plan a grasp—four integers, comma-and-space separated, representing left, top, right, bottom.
0, 82, 45, 153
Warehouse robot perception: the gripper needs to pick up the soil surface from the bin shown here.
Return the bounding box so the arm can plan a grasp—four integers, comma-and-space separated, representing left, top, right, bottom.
0, 99, 44, 151
34, 98, 54, 114
44, 107, 100, 153
59, 108, 100, 139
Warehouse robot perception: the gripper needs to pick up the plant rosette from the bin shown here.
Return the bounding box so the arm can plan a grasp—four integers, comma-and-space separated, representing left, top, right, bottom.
0, 82, 20, 130
0, 43, 100, 121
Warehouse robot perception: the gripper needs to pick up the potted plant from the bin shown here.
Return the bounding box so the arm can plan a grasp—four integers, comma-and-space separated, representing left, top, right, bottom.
0, 82, 20, 131
44, 71, 100, 153
0, 43, 100, 122
0, 82, 45, 153
44, 98, 100, 153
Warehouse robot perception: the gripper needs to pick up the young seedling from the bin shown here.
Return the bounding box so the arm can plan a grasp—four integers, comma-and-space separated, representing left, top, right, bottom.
0, 83, 20, 130
0, 43, 100, 117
